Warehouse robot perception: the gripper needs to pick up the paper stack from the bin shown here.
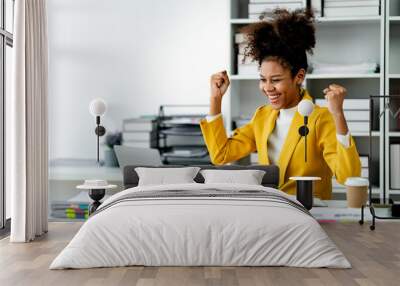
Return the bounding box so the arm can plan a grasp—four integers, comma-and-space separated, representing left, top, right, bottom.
316, 99, 370, 133
51, 202, 89, 219
122, 117, 158, 148
310, 61, 379, 74
51, 191, 111, 220
360, 155, 369, 178
323, 0, 380, 18
235, 33, 258, 75
248, 0, 305, 20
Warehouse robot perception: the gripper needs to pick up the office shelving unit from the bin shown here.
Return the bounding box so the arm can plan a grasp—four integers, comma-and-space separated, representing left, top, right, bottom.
386, 0, 400, 198
156, 105, 211, 165
227, 0, 390, 197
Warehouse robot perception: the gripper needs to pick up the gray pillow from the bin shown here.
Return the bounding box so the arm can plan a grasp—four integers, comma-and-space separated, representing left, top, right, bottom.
200, 169, 266, 185
135, 167, 201, 186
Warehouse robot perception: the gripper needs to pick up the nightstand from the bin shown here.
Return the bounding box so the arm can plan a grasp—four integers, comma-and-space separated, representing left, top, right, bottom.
77, 180, 117, 215
289, 176, 321, 210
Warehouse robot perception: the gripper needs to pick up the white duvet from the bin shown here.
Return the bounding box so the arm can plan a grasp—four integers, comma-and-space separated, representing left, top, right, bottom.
50, 183, 350, 269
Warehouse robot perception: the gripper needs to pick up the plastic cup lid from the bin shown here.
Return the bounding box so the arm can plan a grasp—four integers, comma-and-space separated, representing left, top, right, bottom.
344, 177, 369, 187
84, 179, 108, 187
76, 179, 117, 189
289, 176, 321, 181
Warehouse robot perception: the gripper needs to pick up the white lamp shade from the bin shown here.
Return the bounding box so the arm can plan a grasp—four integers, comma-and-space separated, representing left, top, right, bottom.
298, 99, 314, 117
89, 98, 107, 116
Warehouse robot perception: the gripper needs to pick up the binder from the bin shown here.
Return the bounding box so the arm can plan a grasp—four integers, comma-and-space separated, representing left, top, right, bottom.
390, 144, 400, 189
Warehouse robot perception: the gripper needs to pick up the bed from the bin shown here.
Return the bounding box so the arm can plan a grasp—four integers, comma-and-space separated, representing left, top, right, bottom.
50, 165, 350, 269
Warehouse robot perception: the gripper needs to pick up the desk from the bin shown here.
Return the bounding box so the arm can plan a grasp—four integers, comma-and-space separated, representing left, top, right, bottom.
49, 165, 123, 181
310, 200, 391, 222
48, 162, 390, 222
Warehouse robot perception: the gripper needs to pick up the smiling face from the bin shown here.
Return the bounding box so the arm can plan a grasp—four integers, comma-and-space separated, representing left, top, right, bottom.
259, 59, 305, 110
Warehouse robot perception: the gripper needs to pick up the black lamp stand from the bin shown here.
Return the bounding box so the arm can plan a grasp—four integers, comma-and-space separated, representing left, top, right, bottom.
296, 180, 314, 210
94, 115, 106, 165
88, 188, 106, 215
293, 116, 314, 209
298, 116, 309, 162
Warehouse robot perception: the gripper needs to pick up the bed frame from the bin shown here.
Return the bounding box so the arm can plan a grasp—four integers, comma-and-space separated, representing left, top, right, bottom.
123, 165, 280, 189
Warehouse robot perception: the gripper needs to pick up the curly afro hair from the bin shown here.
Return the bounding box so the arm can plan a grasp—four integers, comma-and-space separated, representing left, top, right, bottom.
240, 8, 316, 77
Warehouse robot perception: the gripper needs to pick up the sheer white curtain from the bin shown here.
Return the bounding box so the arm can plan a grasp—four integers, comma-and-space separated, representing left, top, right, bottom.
9, 0, 48, 242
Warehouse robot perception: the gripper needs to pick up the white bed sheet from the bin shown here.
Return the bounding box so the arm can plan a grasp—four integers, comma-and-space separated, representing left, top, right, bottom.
50, 183, 350, 269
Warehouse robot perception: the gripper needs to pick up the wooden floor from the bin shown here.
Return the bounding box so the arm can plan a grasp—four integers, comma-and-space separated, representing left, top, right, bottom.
0, 222, 399, 286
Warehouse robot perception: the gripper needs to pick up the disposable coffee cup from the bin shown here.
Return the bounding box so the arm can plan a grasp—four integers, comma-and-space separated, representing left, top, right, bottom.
344, 177, 369, 208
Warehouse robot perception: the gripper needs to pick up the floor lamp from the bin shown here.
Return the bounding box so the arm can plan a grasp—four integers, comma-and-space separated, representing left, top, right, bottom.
290, 99, 320, 210
89, 98, 107, 166
84, 98, 109, 215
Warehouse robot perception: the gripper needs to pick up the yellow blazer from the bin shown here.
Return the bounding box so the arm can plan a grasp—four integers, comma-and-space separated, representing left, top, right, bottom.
200, 91, 361, 199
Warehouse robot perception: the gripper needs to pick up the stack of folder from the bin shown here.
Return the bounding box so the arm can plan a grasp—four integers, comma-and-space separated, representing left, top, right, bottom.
51, 202, 89, 219
248, 0, 305, 20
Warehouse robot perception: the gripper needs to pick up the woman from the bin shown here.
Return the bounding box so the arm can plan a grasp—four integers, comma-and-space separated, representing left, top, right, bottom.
200, 9, 361, 199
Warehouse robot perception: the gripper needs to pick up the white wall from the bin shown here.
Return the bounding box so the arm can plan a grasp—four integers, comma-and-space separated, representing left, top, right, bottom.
47, 0, 229, 160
